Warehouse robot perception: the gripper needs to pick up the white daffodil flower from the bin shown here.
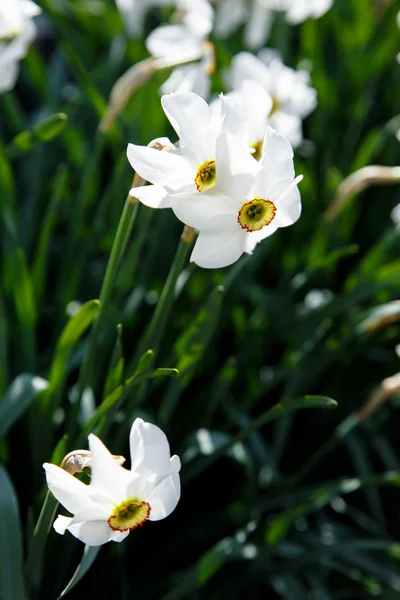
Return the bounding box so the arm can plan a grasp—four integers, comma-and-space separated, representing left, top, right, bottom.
231, 51, 317, 148
172, 127, 302, 268
127, 91, 240, 209
145, 0, 214, 98
0, 0, 41, 93
211, 80, 273, 159
43, 418, 181, 546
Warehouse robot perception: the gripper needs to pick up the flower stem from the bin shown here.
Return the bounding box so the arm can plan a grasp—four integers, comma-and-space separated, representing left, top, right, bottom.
77, 175, 142, 399
133, 226, 195, 366
25, 491, 59, 594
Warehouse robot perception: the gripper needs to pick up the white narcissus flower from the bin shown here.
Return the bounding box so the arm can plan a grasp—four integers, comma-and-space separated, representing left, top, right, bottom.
127, 91, 240, 209
43, 418, 181, 546
283, 0, 333, 24
145, 0, 214, 99
231, 51, 317, 148
0, 0, 41, 93
172, 127, 302, 268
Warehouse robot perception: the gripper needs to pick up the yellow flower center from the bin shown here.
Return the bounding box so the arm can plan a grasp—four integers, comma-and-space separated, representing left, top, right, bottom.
194, 160, 216, 192
251, 140, 263, 161
270, 94, 281, 116
238, 198, 276, 232
108, 498, 150, 532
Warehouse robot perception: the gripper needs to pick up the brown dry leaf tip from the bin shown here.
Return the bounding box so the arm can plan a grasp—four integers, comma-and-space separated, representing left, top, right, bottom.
357, 372, 400, 422
60, 450, 126, 475
99, 58, 157, 133
324, 165, 400, 222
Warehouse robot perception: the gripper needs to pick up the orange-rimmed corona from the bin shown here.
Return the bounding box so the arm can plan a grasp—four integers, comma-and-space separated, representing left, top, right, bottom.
238, 198, 276, 232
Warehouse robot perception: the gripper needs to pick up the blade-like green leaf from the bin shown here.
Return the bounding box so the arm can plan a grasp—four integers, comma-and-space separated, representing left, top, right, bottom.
0, 374, 48, 439
58, 545, 100, 598
0, 464, 26, 600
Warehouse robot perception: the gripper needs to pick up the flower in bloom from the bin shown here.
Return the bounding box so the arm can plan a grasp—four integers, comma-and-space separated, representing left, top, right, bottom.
0, 0, 41, 93
230, 50, 317, 148
172, 127, 302, 268
127, 91, 237, 209
43, 418, 180, 546
145, 0, 215, 98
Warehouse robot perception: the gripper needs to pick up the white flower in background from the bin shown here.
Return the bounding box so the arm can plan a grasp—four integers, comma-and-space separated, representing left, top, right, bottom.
214, 0, 333, 49
43, 418, 181, 546
127, 91, 242, 209
0, 0, 41, 93
115, 0, 176, 37
211, 79, 273, 158
172, 127, 302, 268
145, 0, 214, 98
231, 50, 317, 148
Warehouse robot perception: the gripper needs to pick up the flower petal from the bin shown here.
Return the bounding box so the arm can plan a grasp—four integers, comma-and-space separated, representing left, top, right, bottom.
215, 133, 261, 202
146, 473, 181, 521
53, 515, 73, 535
161, 92, 214, 164
129, 418, 178, 476
65, 520, 114, 546
43, 463, 91, 514
269, 112, 303, 149
259, 126, 295, 193
171, 192, 238, 230
127, 143, 192, 187
129, 184, 171, 209
272, 176, 303, 227
89, 434, 135, 503
190, 219, 246, 269
244, 223, 278, 254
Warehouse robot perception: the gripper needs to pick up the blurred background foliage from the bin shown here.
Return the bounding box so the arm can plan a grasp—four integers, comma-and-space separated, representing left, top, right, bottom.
1, 0, 400, 598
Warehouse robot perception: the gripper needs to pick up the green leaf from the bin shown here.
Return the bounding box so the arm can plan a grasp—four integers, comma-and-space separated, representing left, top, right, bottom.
0, 464, 26, 600
0, 374, 48, 440
42, 300, 101, 410
58, 545, 100, 598
103, 324, 125, 399
6, 113, 68, 158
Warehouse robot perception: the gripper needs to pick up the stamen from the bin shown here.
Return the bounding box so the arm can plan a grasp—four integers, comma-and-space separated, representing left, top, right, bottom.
195, 160, 216, 192
238, 198, 276, 232
108, 498, 150, 532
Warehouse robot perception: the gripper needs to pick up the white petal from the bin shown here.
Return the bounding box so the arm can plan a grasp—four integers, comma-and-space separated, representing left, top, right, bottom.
191, 219, 246, 269
110, 529, 130, 542
129, 418, 178, 476
171, 192, 238, 230
269, 112, 303, 148
89, 434, 135, 503
215, 133, 261, 202
161, 92, 214, 164
146, 25, 203, 62
272, 176, 303, 227
146, 473, 181, 521
127, 143, 192, 187
231, 52, 270, 90
66, 520, 114, 546
244, 223, 279, 253
43, 463, 90, 514
259, 126, 295, 193
129, 184, 171, 209
244, 3, 274, 50
54, 515, 73, 535
169, 455, 181, 473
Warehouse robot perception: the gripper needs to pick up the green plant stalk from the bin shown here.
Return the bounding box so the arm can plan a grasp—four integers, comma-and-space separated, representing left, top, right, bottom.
133, 226, 195, 365
77, 176, 142, 398
25, 491, 59, 594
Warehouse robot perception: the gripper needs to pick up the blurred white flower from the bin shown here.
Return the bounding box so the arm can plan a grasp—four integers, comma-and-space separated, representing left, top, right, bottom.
44, 418, 181, 546
172, 127, 302, 268
214, 0, 333, 49
127, 91, 241, 208
0, 0, 41, 93
230, 50, 317, 147
145, 0, 214, 98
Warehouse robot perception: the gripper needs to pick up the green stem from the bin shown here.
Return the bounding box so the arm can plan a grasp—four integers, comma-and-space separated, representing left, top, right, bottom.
133, 226, 194, 364
25, 491, 59, 594
77, 180, 141, 398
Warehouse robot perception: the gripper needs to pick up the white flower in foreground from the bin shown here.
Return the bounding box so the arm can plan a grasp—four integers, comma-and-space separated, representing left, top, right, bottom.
127, 91, 241, 209
172, 127, 302, 268
43, 418, 180, 546
0, 0, 41, 93
231, 51, 317, 148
